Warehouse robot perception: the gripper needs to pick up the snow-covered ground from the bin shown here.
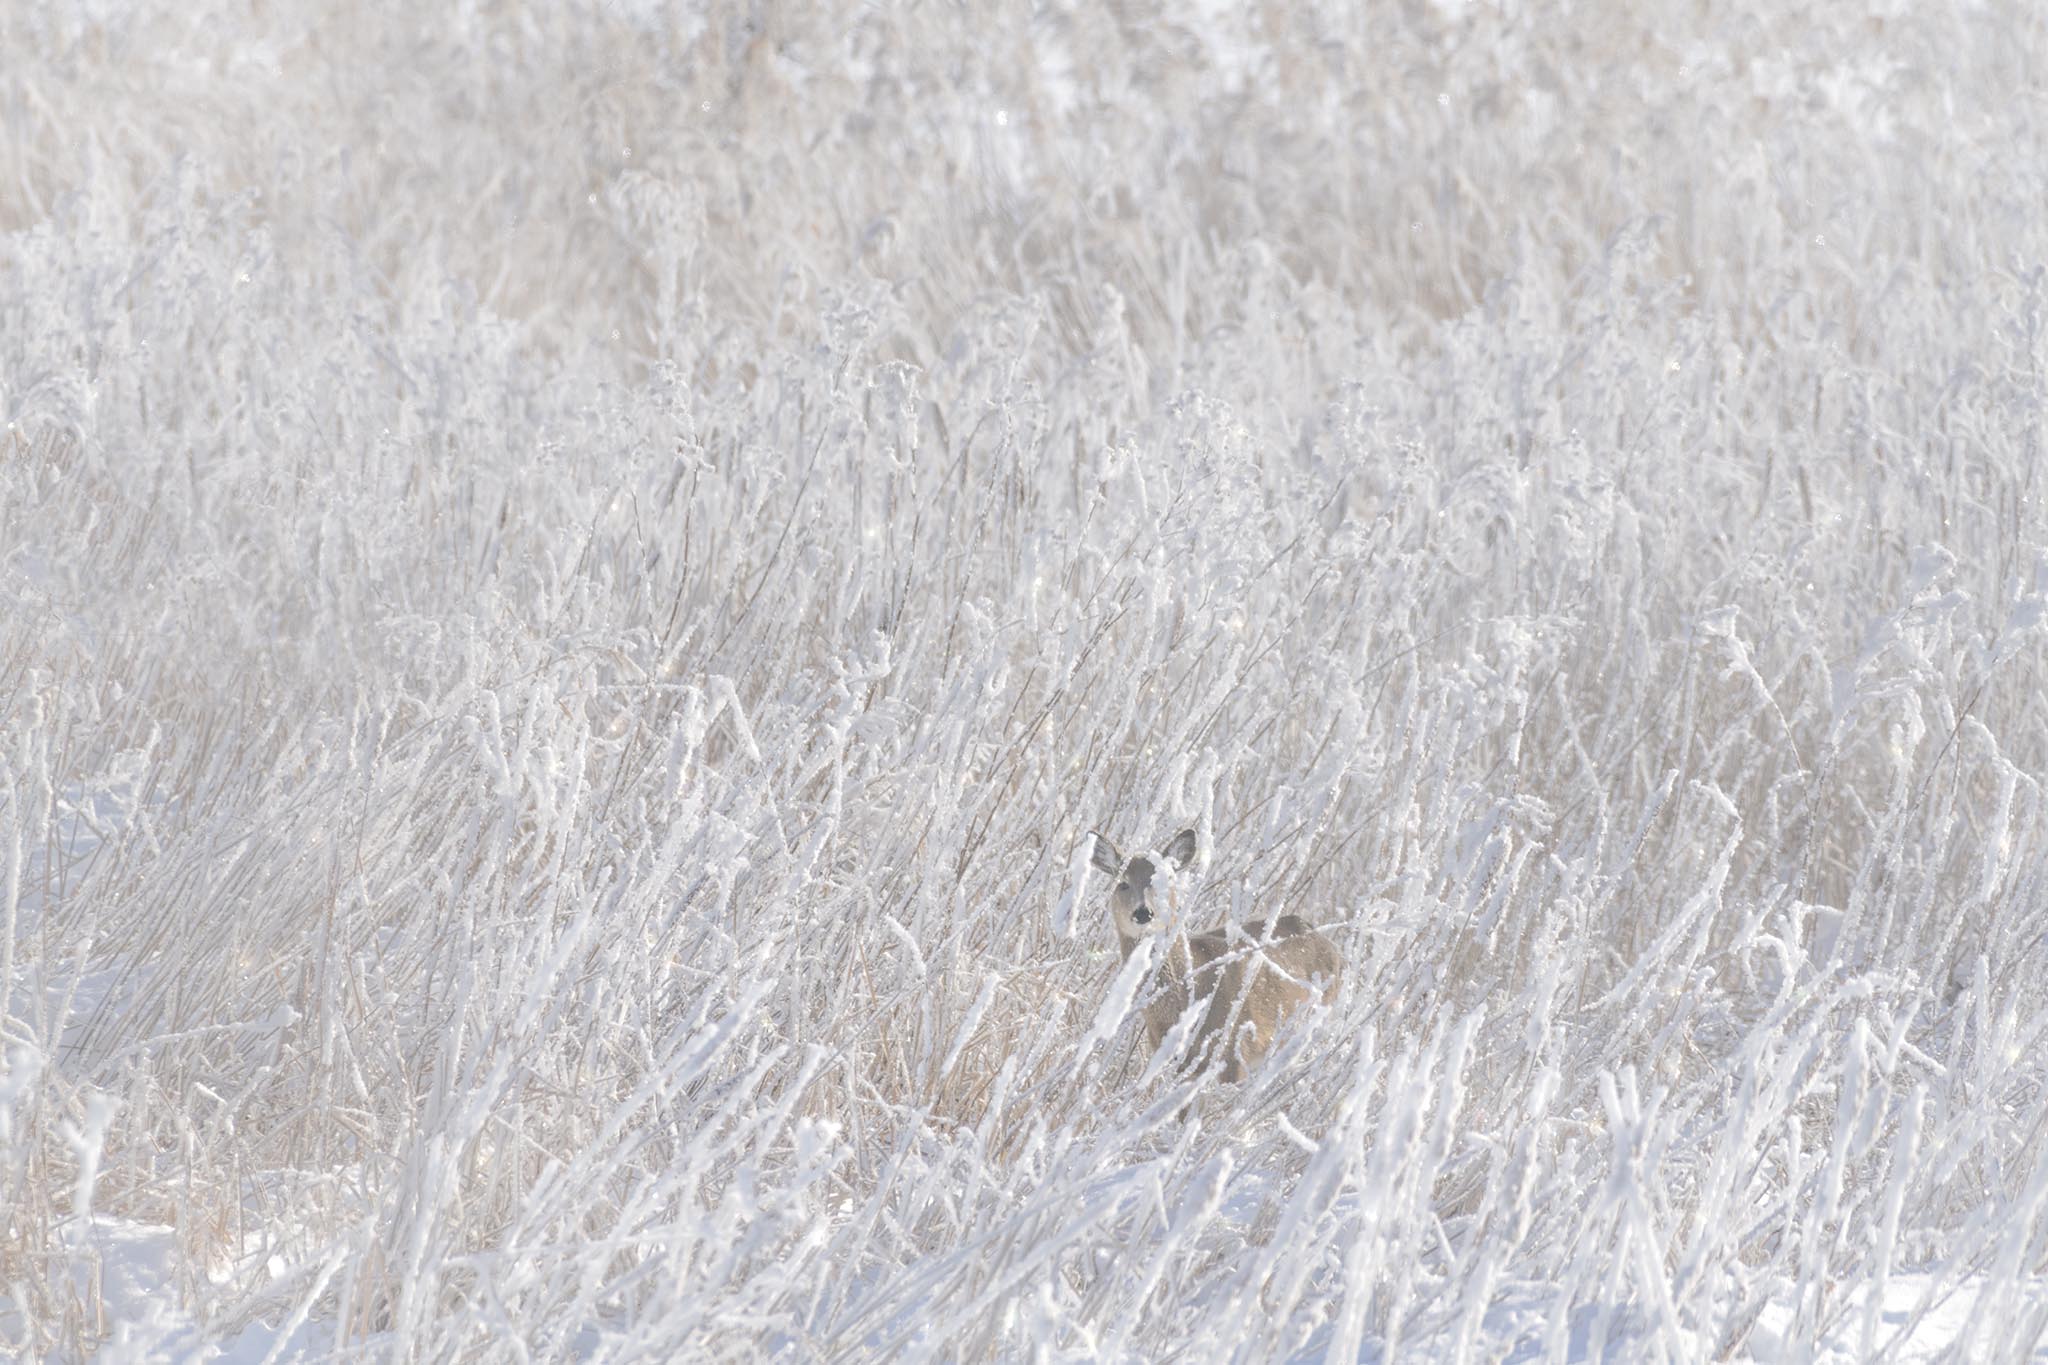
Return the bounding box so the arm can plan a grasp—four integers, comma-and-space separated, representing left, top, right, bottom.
5, 1, 2048, 1359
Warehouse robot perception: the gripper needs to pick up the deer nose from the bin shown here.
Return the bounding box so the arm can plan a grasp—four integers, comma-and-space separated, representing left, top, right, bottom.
1133, 906, 1152, 925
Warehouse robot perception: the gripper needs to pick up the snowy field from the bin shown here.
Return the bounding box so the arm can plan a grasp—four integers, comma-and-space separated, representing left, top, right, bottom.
5, 1, 2048, 1360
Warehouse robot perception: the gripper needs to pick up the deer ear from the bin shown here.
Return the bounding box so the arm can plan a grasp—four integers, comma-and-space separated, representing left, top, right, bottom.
1089, 832, 1123, 876
1163, 828, 1197, 868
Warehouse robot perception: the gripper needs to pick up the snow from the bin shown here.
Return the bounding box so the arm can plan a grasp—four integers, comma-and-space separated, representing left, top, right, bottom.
1750, 1272, 2048, 1364
0, 1216, 330, 1363
6, 0, 2048, 1359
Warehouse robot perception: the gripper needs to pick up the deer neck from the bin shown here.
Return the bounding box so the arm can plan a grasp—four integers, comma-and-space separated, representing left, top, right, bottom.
1118, 928, 1193, 982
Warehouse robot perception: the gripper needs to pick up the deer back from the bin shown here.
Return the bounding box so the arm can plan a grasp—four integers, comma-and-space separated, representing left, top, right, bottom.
1178, 917, 1342, 1082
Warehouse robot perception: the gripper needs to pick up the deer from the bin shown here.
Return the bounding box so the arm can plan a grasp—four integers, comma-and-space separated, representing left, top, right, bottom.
1091, 828, 1343, 1084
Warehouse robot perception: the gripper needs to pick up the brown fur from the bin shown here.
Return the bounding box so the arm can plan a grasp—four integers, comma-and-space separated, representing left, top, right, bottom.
1120, 916, 1343, 1083
1093, 831, 1343, 1084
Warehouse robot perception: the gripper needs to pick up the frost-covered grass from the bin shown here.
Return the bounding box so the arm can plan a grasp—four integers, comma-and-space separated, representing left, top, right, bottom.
4, 1, 2048, 1360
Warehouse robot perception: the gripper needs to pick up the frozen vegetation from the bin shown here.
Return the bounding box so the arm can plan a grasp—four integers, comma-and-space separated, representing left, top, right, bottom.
4, 2, 2048, 1360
